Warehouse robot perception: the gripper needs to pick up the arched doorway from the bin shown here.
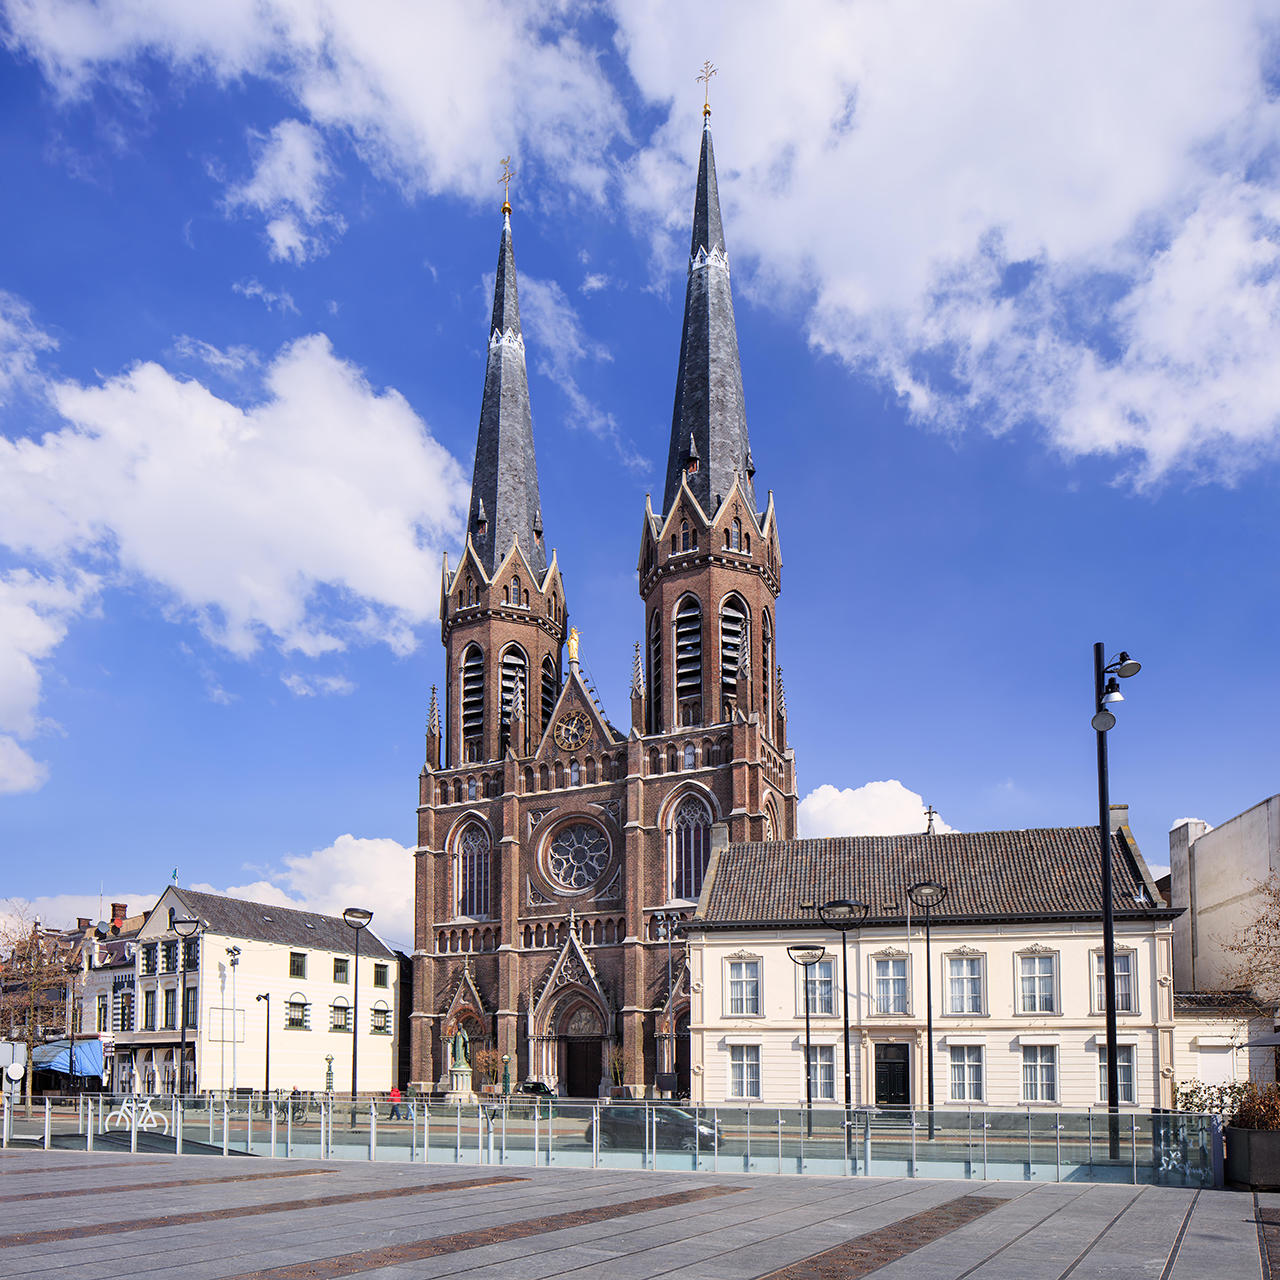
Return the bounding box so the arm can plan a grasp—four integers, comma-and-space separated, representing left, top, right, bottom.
558, 1003, 604, 1098
674, 1012, 691, 1098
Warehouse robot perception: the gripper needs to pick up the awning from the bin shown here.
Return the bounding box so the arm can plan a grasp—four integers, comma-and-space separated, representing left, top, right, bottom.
31, 1039, 105, 1077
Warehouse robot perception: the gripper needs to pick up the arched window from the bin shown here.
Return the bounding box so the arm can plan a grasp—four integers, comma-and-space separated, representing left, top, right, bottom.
541, 657, 559, 735
585, 756, 596, 783
461, 644, 484, 761
672, 794, 712, 900
744, 532, 751, 553
511, 576, 521, 607
720, 594, 749, 719
570, 759, 581, 786
680, 520, 692, 552
649, 747, 662, 774
467, 578, 475, 606
648, 610, 663, 734
730, 519, 741, 551
500, 644, 528, 756
683, 743, 696, 769
674, 596, 703, 727
330, 997, 352, 1033
467, 776, 477, 800
671, 533, 678, 553
539, 762, 550, 790
458, 823, 491, 918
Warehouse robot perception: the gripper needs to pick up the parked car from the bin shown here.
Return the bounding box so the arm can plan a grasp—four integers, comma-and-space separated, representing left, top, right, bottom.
587, 1105, 719, 1151
518, 1079, 555, 1099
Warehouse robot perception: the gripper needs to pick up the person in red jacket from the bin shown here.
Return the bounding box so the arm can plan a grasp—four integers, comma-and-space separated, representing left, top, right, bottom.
388, 1086, 403, 1121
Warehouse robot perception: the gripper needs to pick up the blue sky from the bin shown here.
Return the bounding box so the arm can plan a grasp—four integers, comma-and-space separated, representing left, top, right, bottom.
2, 2, 1278, 949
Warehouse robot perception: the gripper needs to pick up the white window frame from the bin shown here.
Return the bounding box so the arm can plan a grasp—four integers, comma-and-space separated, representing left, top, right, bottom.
805, 1044, 836, 1101
1021, 1043, 1058, 1103
871, 952, 910, 1016
1091, 948, 1138, 1016
949, 1044, 984, 1102
795, 957, 836, 1017
944, 952, 986, 1016
724, 956, 762, 1017
1015, 949, 1060, 1016
728, 1044, 761, 1099
1097, 1042, 1138, 1105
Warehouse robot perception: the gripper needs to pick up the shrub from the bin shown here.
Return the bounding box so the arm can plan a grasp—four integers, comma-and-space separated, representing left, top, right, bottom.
1175, 1080, 1246, 1117
1229, 1082, 1280, 1132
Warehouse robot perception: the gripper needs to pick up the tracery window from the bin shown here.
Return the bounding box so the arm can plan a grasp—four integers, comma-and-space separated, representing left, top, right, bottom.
546, 822, 610, 891
672, 794, 712, 900
458, 824, 491, 918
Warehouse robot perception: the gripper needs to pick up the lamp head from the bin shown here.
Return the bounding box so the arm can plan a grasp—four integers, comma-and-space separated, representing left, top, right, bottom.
172, 916, 199, 938
907, 881, 947, 910
787, 943, 826, 966
1101, 677, 1124, 705
256, 993, 268, 1003
1115, 652, 1141, 679
818, 899, 870, 925
343, 906, 374, 930
1091, 708, 1116, 733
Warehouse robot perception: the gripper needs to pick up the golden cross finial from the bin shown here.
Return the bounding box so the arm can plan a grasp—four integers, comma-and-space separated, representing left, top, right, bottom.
697, 60, 717, 118
499, 156, 515, 214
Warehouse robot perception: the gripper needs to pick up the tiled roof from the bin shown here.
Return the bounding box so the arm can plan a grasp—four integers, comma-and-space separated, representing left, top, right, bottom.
698, 827, 1171, 927
171, 888, 395, 960
1174, 990, 1275, 1017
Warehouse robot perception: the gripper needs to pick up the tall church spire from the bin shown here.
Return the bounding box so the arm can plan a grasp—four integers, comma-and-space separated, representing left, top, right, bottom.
467, 202, 547, 577
661, 118, 755, 518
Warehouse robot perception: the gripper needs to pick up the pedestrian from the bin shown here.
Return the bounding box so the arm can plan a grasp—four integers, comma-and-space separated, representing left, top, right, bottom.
388, 1085, 403, 1121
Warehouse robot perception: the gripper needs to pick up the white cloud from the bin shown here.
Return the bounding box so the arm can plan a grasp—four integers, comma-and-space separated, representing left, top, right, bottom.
232, 278, 298, 314
798, 780, 954, 838
0, 891, 159, 934
0, 569, 99, 793
580, 272, 609, 295
281, 672, 354, 697
171, 335, 259, 376
226, 119, 344, 263
0, 328, 468, 658
0, 291, 57, 405
197, 832, 415, 950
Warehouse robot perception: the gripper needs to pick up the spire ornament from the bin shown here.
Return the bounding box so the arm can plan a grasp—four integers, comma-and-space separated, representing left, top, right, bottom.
428, 684, 440, 736
697, 60, 717, 120
499, 155, 515, 215
631, 642, 645, 699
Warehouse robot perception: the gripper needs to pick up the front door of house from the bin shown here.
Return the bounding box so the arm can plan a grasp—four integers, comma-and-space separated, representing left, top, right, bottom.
874, 1043, 910, 1108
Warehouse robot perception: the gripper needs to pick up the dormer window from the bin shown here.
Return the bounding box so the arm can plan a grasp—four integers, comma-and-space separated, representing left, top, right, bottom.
686, 456, 699, 475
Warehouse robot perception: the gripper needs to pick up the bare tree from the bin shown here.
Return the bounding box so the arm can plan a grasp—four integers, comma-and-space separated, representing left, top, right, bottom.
1222, 872, 1280, 1003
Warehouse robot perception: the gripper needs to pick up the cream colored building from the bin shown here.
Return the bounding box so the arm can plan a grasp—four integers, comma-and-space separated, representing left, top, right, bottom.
686, 816, 1190, 1111
112, 887, 401, 1096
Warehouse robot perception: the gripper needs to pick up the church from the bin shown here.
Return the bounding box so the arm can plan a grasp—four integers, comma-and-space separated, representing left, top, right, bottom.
410, 103, 797, 1097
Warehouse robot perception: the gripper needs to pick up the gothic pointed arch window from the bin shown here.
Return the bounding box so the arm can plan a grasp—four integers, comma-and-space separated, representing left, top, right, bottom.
648, 609, 663, 734
511, 575, 521, 608
720, 594, 749, 719
467, 577, 475, 606
674, 595, 703, 727
541, 656, 558, 735
730, 518, 741, 551
457, 823, 491, 919
499, 644, 528, 755
461, 644, 484, 761
672, 793, 713, 900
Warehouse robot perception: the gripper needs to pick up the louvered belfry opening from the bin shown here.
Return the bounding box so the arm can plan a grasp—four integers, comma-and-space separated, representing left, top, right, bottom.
541, 656, 558, 738
499, 644, 528, 756
461, 644, 485, 762
719, 594, 748, 719
675, 595, 703, 727
648, 609, 663, 734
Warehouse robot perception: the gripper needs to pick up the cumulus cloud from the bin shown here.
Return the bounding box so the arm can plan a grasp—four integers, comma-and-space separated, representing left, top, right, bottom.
798, 780, 954, 838
196, 833, 415, 950
226, 119, 344, 263
0, 325, 468, 658
0, 569, 99, 793
0, 890, 159, 935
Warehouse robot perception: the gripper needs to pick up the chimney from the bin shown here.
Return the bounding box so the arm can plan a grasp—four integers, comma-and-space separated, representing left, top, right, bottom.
1108, 803, 1129, 833
111, 903, 127, 925
77, 917, 90, 930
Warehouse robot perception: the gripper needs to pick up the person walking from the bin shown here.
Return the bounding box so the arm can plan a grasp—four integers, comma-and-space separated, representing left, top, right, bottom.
388, 1085, 403, 1121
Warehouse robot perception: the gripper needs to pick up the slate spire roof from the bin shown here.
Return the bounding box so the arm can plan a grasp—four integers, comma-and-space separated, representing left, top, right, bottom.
662, 120, 756, 518
466, 209, 547, 577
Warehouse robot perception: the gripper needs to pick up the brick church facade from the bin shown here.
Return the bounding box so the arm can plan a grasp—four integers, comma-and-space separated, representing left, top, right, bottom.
411, 111, 798, 1096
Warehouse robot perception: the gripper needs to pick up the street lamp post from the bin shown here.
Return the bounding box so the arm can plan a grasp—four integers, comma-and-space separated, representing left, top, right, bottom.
1091, 643, 1141, 1160
225, 946, 241, 1097
255, 993, 270, 1098
172, 917, 200, 1097
813, 900, 869, 1154
342, 907, 373, 1125
787, 944, 826, 1137
653, 911, 680, 1091
502, 1053, 511, 1097
907, 882, 947, 1140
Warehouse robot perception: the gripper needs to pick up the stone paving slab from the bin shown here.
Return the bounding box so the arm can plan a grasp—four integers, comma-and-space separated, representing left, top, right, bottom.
0, 1150, 1263, 1280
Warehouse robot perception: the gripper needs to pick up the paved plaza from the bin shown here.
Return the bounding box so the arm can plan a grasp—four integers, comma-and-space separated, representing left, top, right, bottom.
0, 1148, 1274, 1279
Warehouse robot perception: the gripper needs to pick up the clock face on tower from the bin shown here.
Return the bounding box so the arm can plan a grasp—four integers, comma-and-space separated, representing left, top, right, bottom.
553, 710, 590, 751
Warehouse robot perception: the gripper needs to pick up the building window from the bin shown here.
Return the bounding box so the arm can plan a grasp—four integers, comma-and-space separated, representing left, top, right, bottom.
162, 940, 178, 972
729, 1045, 761, 1099
1098, 1044, 1136, 1104
727, 959, 760, 1016
162, 987, 177, 1030
115, 991, 134, 1033
1021, 1045, 1058, 1102
374, 963, 389, 988
290, 952, 307, 979
730, 518, 742, 550
719, 594, 748, 716
331, 1001, 352, 1032
182, 939, 199, 970
683, 743, 696, 769
183, 985, 197, 1030
500, 644, 528, 754
334, 957, 349, 983
143, 989, 156, 1031
674, 596, 703, 726
371, 1002, 391, 1035
96, 995, 109, 1033
141, 944, 157, 976
672, 794, 712, 900
874, 956, 908, 1014
1018, 953, 1057, 1014
950, 1046, 984, 1101
806, 1045, 836, 1101
570, 759, 581, 786
458, 823, 492, 918
285, 998, 310, 1030
1094, 952, 1135, 1014
947, 956, 984, 1014
799, 958, 835, 1016
461, 644, 485, 759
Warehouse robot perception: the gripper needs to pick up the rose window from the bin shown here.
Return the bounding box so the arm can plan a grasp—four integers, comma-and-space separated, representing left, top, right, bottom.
546, 822, 610, 891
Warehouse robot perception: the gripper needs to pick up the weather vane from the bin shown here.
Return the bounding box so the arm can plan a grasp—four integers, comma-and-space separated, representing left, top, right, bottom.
499, 156, 515, 214
697, 60, 717, 118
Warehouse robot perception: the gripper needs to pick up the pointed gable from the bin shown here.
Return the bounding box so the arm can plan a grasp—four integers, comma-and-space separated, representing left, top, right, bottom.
532, 927, 613, 1022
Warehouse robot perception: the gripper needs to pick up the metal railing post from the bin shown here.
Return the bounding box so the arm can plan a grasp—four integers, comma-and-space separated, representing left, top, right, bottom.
410, 1102, 418, 1163
533, 1101, 538, 1168
777, 1109, 783, 1175
1, 1094, 7, 1148
270, 1105, 277, 1158
592, 1103, 599, 1169
86, 1100, 94, 1153
1055, 1114, 1061, 1182
455, 1102, 461, 1164
500, 1103, 506, 1165
1027, 1110, 1032, 1179
864, 1110, 872, 1176
425, 1102, 432, 1165
369, 1100, 376, 1161
246, 1099, 252, 1154
1131, 1113, 1138, 1184
713, 1106, 719, 1174
222, 1096, 229, 1157
176, 1100, 183, 1155
130, 1098, 138, 1154
910, 1110, 917, 1178
43, 1098, 51, 1149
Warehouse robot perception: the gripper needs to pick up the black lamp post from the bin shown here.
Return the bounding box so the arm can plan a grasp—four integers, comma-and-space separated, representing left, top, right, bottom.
813, 900, 869, 1147
255, 993, 270, 1098
652, 911, 682, 1092
1091, 643, 1141, 1159
342, 907, 373, 1125
172, 916, 200, 1097
907, 881, 946, 1139
787, 944, 826, 1137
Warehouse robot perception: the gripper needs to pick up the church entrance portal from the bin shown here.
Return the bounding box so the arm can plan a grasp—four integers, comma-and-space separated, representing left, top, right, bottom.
557, 1003, 605, 1098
